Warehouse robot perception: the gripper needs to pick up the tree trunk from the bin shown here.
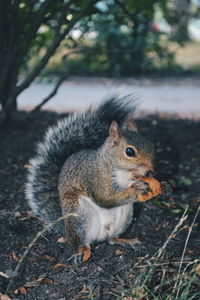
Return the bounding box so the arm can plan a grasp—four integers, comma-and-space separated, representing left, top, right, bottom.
1, 93, 17, 121
0, 0, 97, 121
170, 0, 191, 43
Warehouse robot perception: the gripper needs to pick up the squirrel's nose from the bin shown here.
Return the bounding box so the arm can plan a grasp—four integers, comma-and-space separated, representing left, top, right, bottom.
145, 170, 154, 177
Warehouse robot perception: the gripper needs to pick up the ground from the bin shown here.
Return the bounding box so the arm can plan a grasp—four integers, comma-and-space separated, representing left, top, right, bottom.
0, 111, 200, 300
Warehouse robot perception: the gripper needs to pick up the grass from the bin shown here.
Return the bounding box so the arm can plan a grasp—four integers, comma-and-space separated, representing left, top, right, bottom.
170, 41, 200, 70
122, 205, 200, 300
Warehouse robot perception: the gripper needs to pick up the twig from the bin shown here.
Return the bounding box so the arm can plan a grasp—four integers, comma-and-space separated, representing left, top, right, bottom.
31, 73, 68, 112
134, 259, 200, 269
5, 212, 78, 294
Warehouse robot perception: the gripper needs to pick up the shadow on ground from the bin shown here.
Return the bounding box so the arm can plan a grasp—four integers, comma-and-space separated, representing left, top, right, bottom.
0, 111, 199, 299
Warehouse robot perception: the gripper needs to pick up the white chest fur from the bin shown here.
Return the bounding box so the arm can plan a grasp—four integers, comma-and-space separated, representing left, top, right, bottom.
79, 196, 133, 245
114, 169, 134, 188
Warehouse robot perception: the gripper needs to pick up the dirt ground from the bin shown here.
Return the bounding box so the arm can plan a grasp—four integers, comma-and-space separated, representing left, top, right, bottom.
0, 110, 200, 299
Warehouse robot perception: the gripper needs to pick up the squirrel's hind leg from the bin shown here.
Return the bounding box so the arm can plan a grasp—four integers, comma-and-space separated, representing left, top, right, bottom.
60, 194, 92, 264
64, 212, 92, 264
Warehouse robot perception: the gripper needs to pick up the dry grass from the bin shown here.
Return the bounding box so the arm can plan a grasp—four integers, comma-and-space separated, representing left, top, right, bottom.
170, 41, 200, 68
128, 205, 200, 300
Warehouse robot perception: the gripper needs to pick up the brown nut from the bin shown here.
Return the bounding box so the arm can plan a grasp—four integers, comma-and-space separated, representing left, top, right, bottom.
137, 177, 162, 202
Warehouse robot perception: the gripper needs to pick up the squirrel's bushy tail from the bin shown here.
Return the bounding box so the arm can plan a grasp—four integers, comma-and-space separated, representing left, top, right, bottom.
25, 95, 137, 226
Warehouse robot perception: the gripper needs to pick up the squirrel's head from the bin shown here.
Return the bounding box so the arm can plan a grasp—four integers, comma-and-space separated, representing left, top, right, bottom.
105, 120, 155, 179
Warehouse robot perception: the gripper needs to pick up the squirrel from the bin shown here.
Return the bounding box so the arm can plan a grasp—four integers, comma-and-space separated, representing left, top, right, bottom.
25, 96, 155, 263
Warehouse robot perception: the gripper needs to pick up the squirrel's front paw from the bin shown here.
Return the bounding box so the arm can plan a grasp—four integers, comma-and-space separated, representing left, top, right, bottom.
133, 180, 150, 195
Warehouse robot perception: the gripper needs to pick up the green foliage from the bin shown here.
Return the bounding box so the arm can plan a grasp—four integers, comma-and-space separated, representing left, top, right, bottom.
19, 0, 183, 78
20, 1, 94, 72
51, 0, 176, 76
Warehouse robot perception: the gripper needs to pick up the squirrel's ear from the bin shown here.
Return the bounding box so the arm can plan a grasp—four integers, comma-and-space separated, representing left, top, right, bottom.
127, 119, 138, 132
109, 121, 122, 146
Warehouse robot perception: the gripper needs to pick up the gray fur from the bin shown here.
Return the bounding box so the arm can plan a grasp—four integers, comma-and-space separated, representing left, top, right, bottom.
25, 95, 137, 229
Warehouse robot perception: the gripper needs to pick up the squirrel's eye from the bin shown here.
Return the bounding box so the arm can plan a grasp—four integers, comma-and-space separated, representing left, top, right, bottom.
126, 147, 136, 157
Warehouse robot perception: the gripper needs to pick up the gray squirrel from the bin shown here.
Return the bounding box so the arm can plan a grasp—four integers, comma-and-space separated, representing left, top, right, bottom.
26, 96, 156, 263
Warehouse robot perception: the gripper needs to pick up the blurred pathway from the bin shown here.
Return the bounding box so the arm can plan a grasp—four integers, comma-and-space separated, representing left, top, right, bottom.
18, 77, 200, 116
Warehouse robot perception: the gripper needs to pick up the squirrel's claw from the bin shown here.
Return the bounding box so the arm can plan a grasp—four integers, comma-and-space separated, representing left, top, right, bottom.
133, 180, 150, 194
68, 245, 91, 264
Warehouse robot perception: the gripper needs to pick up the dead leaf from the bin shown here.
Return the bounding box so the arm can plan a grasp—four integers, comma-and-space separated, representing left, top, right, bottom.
11, 252, 20, 262
14, 287, 27, 295
41, 277, 54, 284
0, 295, 12, 300
14, 276, 46, 291
187, 250, 193, 254
24, 164, 30, 169
43, 254, 55, 262
57, 237, 68, 243
53, 263, 69, 269
195, 264, 200, 276
115, 249, 123, 255
80, 283, 88, 293
155, 225, 162, 231
78, 247, 91, 262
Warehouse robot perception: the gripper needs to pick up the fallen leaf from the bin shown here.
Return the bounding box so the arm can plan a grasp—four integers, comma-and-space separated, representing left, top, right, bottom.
0, 295, 12, 300
53, 263, 69, 269
195, 264, 200, 276
14, 276, 47, 292
155, 225, 162, 231
77, 247, 91, 262
23, 164, 30, 169
115, 249, 123, 255
57, 237, 68, 243
80, 283, 88, 293
41, 277, 54, 284
14, 287, 27, 295
187, 250, 193, 254
11, 253, 20, 262
43, 254, 55, 262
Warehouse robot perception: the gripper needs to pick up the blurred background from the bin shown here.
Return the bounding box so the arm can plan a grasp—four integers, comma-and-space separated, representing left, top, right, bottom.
1, 0, 200, 119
